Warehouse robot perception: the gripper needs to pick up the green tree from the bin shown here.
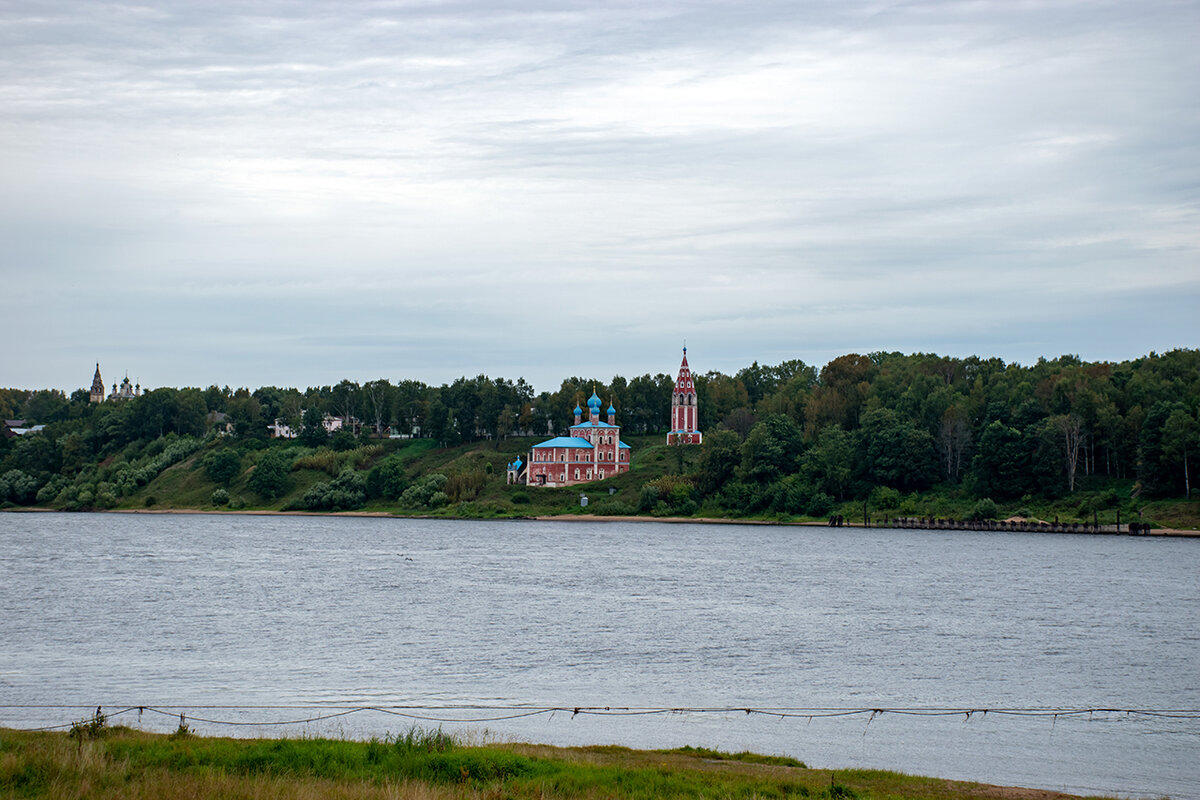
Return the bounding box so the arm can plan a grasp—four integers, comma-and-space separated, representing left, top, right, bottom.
970, 421, 1027, 500
1162, 409, 1199, 498
740, 414, 803, 483
248, 448, 292, 499
854, 408, 939, 491
204, 448, 242, 486
800, 426, 854, 500
695, 428, 741, 496
299, 408, 329, 447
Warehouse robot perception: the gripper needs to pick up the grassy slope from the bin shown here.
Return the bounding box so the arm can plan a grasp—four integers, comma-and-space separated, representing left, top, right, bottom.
0, 727, 1111, 800
108, 435, 1200, 530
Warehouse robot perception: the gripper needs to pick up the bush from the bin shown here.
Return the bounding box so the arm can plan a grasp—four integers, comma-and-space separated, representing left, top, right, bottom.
870, 486, 901, 510
366, 456, 409, 500
806, 492, 834, 517
969, 497, 998, 520
510, 491, 531, 505
0, 469, 40, 505
291, 468, 367, 511
211, 488, 230, 506
638, 484, 660, 511
330, 429, 357, 452
400, 474, 449, 508
204, 448, 242, 485
592, 500, 636, 516
249, 448, 293, 499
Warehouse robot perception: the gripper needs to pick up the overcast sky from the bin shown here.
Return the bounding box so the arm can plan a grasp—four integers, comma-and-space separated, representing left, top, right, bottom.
2, 0, 1197, 395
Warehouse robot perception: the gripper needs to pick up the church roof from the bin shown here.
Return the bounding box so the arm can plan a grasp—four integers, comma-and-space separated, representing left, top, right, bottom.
570, 421, 619, 429
532, 436, 594, 449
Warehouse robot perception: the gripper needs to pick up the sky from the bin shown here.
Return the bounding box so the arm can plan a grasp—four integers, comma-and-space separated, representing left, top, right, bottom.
2, 0, 1197, 395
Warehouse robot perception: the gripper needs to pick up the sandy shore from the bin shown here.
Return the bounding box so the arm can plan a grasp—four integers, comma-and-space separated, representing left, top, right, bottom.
9, 506, 1196, 535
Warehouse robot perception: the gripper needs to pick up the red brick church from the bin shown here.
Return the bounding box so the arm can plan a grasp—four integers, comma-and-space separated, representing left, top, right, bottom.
524, 391, 632, 487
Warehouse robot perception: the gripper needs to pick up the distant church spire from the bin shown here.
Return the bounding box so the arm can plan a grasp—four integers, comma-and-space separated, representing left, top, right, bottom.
89, 363, 105, 404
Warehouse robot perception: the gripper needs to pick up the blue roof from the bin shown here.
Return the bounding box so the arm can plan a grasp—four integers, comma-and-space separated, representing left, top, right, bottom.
588, 391, 601, 407
573, 404, 583, 415
619, 440, 632, 449
571, 421, 619, 429
532, 436, 594, 449
607, 404, 616, 414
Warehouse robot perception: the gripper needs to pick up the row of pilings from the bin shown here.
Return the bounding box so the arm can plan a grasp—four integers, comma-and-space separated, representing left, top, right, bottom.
875, 516, 1154, 534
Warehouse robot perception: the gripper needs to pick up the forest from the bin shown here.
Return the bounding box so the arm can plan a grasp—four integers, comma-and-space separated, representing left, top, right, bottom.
1, 349, 1197, 521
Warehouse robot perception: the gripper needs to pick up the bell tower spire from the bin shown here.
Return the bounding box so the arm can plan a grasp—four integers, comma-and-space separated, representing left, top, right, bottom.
668, 346, 701, 444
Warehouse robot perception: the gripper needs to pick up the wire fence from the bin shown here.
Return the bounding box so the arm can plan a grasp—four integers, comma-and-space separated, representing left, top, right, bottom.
5, 703, 1199, 733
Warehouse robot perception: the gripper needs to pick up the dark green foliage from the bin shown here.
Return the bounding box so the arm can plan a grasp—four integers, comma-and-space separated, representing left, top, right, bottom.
299, 408, 329, 447
2, 348, 1196, 517
365, 455, 409, 500
695, 428, 740, 495
290, 468, 366, 511
854, 408, 939, 491
970, 421, 1027, 500
806, 492, 834, 517
248, 448, 292, 499
203, 448, 241, 485
0, 469, 39, 505
330, 429, 357, 451
968, 497, 998, 520
740, 414, 803, 483
400, 473, 449, 507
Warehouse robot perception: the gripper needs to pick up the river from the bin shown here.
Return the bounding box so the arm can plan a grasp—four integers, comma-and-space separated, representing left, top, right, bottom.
0, 512, 1196, 798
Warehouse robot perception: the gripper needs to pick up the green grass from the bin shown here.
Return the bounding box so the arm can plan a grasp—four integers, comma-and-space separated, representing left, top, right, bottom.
0, 726, 1118, 800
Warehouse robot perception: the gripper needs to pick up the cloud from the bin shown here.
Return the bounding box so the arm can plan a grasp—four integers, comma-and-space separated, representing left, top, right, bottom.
0, 0, 1196, 391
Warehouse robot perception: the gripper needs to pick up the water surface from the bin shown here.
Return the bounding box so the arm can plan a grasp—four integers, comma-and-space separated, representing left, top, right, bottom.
1, 512, 1196, 798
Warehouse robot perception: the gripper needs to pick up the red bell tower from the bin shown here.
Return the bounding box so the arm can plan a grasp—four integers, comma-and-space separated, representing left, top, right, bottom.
668, 347, 702, 444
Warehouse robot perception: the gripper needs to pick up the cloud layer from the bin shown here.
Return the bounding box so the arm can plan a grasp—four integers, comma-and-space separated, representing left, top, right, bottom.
2, 0, 1197, 392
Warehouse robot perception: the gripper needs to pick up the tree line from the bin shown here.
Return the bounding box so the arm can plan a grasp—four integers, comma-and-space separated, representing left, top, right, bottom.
1, 348, 1197, 508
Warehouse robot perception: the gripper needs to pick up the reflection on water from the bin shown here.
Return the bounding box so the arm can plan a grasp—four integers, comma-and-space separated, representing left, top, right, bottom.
1, 512, 1197, 799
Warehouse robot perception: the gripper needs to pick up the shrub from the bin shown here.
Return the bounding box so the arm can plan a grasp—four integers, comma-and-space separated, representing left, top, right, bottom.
249, 448, 293, 498
291, 468, 367, 511
330, 429, 357, 452
0, 469, 40, 505
400, 474, 449, 508
969, 497, 999, 520
366, 456, 409, 500
211, 488, 230, 506
144, 495, 158, 507
204, 448, 242, 485
592, 500, 636, 516
292, 449, 344, 476
806, 492, 834, 517
447, 471, 486, 502
510, 491, 531, 505
638, 484, 660, 511
870, 486, 902, 510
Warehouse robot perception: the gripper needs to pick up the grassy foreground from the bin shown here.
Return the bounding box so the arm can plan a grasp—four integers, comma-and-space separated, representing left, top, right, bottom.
0, 725, 1111, 800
